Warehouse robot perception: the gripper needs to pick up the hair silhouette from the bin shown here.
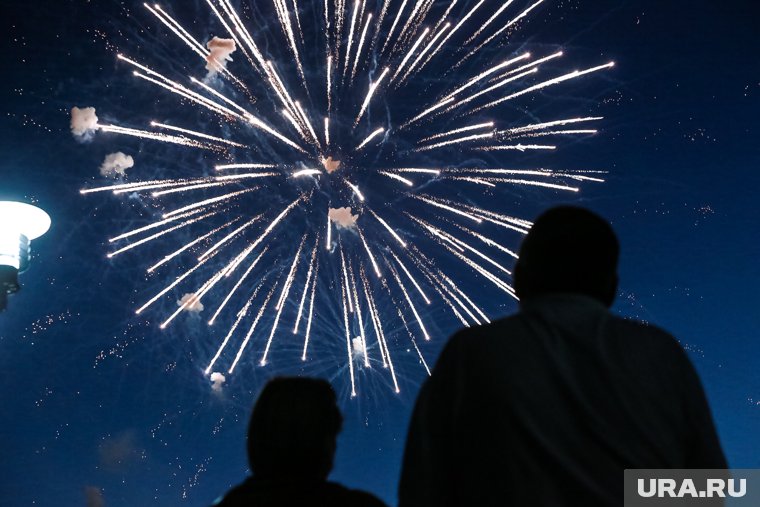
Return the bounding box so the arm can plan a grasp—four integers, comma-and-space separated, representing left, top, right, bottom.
514, 206, 619, 306
247, 377, 343, 480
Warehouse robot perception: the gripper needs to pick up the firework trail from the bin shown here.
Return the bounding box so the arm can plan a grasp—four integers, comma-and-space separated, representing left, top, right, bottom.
81, 0, 613, 395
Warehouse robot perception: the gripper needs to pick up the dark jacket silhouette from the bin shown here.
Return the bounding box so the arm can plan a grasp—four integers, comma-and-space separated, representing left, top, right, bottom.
213, 377, 386, 507
399, 206, 726, 507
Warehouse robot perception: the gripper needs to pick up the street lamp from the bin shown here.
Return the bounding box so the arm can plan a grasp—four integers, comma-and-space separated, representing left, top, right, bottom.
0, 201, 51, 311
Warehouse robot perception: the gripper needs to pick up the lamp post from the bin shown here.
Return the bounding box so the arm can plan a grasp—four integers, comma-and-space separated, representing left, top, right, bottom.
0, 201, 51, 311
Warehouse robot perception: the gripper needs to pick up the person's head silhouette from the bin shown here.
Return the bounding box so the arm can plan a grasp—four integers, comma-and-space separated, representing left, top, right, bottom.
514, 206, 619, 307
247, 377, 342, 481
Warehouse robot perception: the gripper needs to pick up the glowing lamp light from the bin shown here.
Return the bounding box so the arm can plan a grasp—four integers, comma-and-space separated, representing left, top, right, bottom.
0, 201, 51, 311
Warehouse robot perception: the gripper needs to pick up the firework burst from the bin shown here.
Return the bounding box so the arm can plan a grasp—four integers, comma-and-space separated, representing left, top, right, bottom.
81, 0, 613, 396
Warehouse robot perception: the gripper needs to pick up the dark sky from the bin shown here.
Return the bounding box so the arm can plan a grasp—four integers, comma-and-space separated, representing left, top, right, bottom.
1, 1, 759, 506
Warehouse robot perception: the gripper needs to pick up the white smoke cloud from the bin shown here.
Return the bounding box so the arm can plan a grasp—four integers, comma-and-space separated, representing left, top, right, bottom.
210, 371, 226, 392
328, 207, 359, 230
71, 106, 99, 139
206, 37, 236, 73
99, 152, 134, 177
352, 336, 365, 356
178, 293, 204, 313
321, 156, 341, 173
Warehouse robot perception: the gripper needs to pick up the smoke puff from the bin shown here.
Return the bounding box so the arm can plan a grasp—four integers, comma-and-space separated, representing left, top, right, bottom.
85, 486, 105, 507
321, 156, 341, 173
71, 106, 99, 138
100, 152, 134, 177
98, 430, 140, 470
178, 293, 204, 313
210, 371, 226, 392
206, 37, 236, 73
328, 207, 359, 229
352, 336, 365, 356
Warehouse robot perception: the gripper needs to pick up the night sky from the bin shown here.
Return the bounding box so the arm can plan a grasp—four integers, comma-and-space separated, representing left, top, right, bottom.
1, 1, 759, 506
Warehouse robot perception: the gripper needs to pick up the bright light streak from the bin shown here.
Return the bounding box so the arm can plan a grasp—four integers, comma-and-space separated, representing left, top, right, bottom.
389, 264, 430, 340
400, 97, 454, 127
445, 68, 538, 113
215, 163, 278, 170
343, 0, 360, 78
339, 243, 354, 313
442, 53, 530, 100
501, 116, 603, 134
350, 13, 372, 81
326, 55, 332, 111
228, 284, 279, 373
301, 260, 318, 360
400, 22, 450, 83
136, 254, 214, 314
464, 0, 515, 44
162, 188, 256, 218
326, 213, 332, 250
99, 124, 210, 149
292, 168, 322, 178
294, 101, 320, 148
369, 209, 407, 247
294, 239, 318, 333
462, 0, 547, 65
476, 144, 556, 152
151, 181, 229, 197
341, 278, 357, 397
214, 172, 279, 181
472, 62, 616, 114
390, 251, 430, 303
426, 0, 487, 67
204, 297, 253, 375
109, 208, 206, 242
357, 225, 381, 276
378, 171, 414, 186
395, 168, 441, 175
414, 195, 483, 223
475, 178, 580, 192
208, 248, 268, 325
347, 263, 369, 367
381, 0, 408, 55
415, 131, 494, 152
354, 68, 389, 126
356, 127, 385, 150
198, 216, 261, 261
343, 179, 365, 201
419, 122, 494, 144
147, 219, 240, 273
450, 176, 496, 187
260, 236, 306, 365
80, 179, 174, 194
108, 212, 214, 258
391, 27, 430, 82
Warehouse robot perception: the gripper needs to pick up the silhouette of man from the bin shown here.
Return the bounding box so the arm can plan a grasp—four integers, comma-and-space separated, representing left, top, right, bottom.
213, 377, 387, 507
399, 206, 726, 507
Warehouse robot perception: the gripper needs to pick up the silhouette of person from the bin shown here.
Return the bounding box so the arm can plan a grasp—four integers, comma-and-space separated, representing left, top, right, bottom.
213, 377, 387, 507
399, 206, 726, 507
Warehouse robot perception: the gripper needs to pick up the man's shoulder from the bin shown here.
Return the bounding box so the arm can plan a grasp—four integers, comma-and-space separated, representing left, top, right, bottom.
323, 481, 388, 507
451, 308, 684, 353
609, 315, 684, 351
212, 479, 387, 507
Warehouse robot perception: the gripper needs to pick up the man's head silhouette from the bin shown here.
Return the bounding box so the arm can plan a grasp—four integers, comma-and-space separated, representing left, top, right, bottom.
514, 206, 619, 307
247, 377, 342, 481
